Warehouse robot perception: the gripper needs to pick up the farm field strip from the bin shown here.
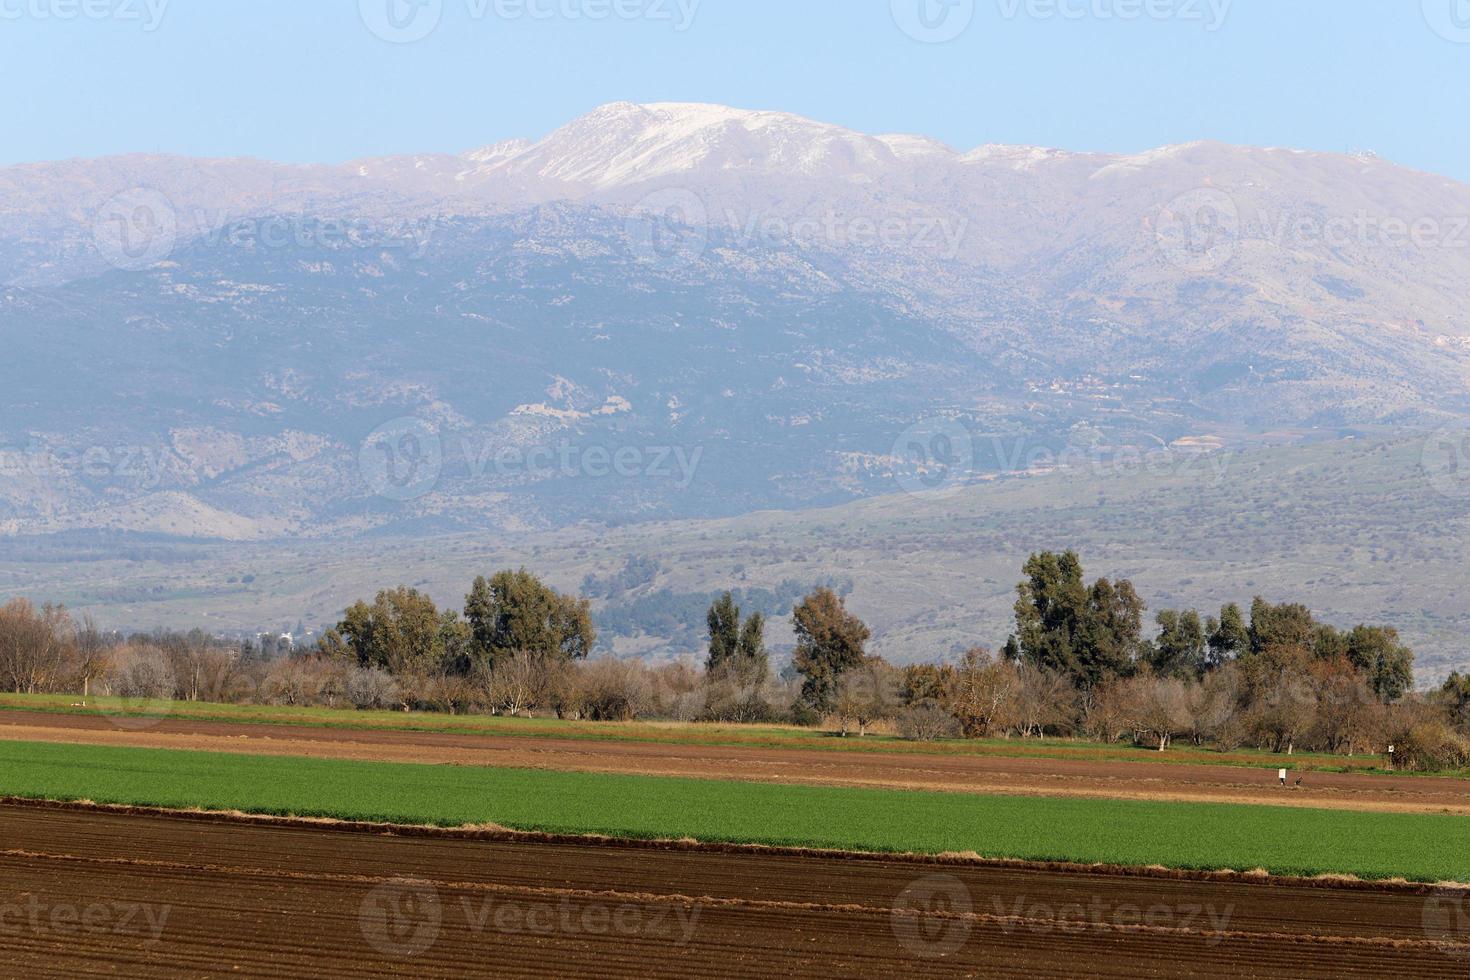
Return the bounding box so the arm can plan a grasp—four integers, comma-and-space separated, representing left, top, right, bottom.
2, 739, 1470, 881
2, 804, 1466, 978
1, 708, 1465, 816
0, 693, 1407, 775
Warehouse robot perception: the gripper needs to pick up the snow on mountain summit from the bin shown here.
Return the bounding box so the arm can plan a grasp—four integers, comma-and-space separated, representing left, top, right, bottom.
464, 138, 533, 165
471, 101, 959, 188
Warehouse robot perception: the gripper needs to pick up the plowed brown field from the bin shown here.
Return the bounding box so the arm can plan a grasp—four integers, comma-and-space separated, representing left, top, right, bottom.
1, 708, 1465, 815
1, 802, 1466, 978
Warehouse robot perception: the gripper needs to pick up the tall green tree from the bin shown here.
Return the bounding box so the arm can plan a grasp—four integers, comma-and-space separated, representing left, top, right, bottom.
437, 610, 474, 675
705, 592, 741, 674
1344, 625, 1414, 702
1011, 551, 1142, 688
463, 569, 595, 669
1010, 550, 1088, 678
1150, 609, 1207, 679
1081, 576, 1146, 681
791, 587, 870, 714
1206, 603, 1248, 667
705, 592, 769, 687
1440, 672, 1470, 727
337, 587, 448, 676
463, 575, 497, 660
735, 611, 768, 684
1248, 598, 1316, 655
1313, 623, 1350, 660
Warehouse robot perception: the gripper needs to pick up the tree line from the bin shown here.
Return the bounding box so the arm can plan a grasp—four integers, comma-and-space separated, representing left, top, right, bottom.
0, 551, 1462, 769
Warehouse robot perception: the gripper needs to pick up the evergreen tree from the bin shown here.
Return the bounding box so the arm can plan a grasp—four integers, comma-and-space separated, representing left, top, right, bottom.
337, 586, 447, 676
1313, 623, 1350, 660
462, 569, 595, 669
1011, 550, 1088, 678
791, 587, 870, 713
1440, 672, 1470, 727
1206, 603, 1248, 667
1012, 551, 1143, 688
705, 592, 741, 674
735, 611, 768, 684
1345, 625, 1414, 702
1150, 608, 1207, 679
1248, 598, 1316, 655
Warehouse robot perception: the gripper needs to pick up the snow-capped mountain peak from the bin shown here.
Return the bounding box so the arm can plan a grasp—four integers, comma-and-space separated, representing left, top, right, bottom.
474, 101, 958, 188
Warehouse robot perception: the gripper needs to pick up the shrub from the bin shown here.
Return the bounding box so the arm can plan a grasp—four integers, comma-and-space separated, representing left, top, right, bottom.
345, 667, 400, 711
578, 658, 654, 721
897, 701, 960, 741
1392, 719, 1470, 771
789, 701, 822, 728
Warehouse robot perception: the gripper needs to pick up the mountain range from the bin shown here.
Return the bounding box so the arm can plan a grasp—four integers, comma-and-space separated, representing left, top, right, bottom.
3, 101, 1469, 540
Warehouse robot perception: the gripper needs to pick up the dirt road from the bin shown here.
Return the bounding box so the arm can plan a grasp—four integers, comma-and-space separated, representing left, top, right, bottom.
1, 708, 1465, 815
1, 802, 1465, 978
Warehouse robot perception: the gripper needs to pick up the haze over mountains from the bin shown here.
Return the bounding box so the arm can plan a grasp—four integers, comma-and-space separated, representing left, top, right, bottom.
3, 101, 1469, 540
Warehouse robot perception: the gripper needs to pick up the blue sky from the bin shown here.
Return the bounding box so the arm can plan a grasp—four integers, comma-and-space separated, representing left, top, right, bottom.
2, 0, 1468, 181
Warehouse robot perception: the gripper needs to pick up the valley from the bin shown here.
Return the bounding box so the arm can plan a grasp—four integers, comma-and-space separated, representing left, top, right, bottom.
6, 433, 1467, 679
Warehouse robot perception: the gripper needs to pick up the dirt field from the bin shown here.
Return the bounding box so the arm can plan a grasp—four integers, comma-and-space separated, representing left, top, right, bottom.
1, 801, 1466, 978
2, 708, 1466, 815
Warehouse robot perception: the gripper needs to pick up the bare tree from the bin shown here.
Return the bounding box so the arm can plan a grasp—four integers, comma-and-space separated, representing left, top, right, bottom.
262, 657, 325, 706
579, 658, 656, 721
1014, 665, 1077, 740
833, 659, 899, 736
0, 599, 76, 695
1084, 679, 1136, 744
419, 672, 475, 715
897, 701, 960, 741
72, 615, 112, 701
345, 666, 400, 710
487, 651, 543, 717
1311, 660, 1380, 756
1240, 643, 1319, 754
1246, 676, 1319, 755
542, 656, 587, 719
651, 658, 703, 719
1126, 675, 1192, 751
943, 648, 1019, 739
1184, 664, 1242, 747
105, 644, 177, 701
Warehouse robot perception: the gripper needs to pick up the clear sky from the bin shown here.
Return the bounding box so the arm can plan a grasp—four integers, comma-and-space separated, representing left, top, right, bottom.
2, 0, 1467, 181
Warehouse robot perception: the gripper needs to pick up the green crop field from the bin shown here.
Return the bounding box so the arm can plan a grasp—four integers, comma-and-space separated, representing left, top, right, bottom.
0, 739, 1465, 882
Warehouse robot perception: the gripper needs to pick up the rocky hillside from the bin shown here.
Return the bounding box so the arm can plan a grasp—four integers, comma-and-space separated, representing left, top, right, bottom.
3, 103, 1468, 538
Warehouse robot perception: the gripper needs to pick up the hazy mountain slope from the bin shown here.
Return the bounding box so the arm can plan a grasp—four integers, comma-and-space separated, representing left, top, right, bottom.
3, 210, 1007, 537
3, 102, 1469, 537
